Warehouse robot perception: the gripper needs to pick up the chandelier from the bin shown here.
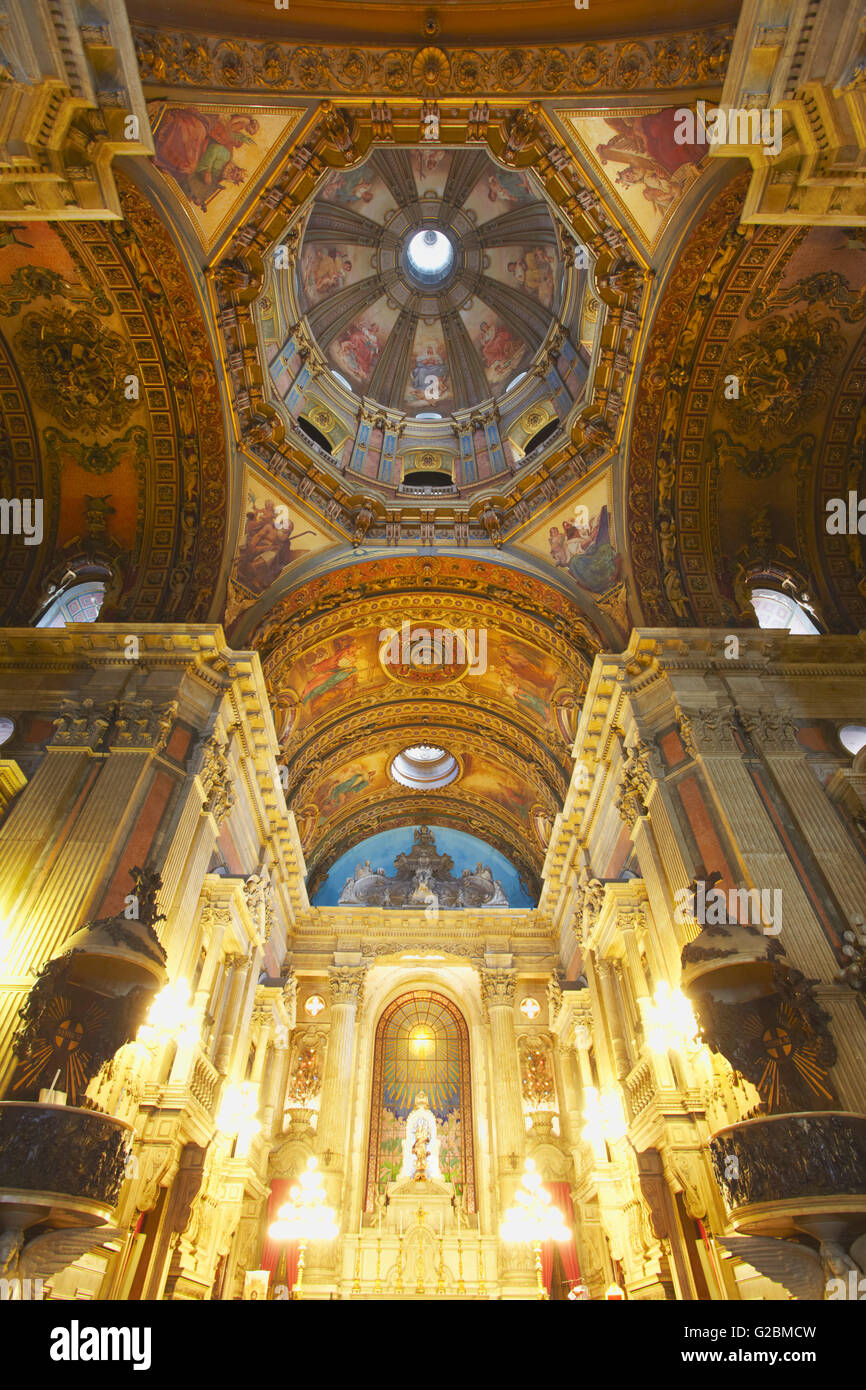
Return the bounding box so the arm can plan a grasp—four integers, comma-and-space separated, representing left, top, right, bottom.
268, 1157, 339, 1297
499, 1159, 570, 1299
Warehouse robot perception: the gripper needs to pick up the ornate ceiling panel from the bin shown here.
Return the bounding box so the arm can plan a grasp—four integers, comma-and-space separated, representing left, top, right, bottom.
246, 553, 598, 893
294, 148, 561, 414
627, 176, 866, 632
0, 177, 228, 625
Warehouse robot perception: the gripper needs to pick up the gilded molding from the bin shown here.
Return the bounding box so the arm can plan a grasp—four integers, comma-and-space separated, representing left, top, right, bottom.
133, 28, 733, 97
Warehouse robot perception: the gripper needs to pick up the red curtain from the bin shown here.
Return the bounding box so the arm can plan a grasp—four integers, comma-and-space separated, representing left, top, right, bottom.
542, 1182, 582, 1295
260, 1179, 300, 1295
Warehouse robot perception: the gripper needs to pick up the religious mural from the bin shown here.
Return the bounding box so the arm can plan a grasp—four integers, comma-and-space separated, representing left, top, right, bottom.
561, 106, 708, 249
404, 325, 453, 412
298, 243, 372, 307
319, 166, 397, 222
487, 244, 557, 309
463, 165, 535, 224
149, 102, 303, 251
230, 472, 332, 598
410, 149, 452, 197
327, 300, 398, 391
519, 477, 623, 597
459, 298, 529, 388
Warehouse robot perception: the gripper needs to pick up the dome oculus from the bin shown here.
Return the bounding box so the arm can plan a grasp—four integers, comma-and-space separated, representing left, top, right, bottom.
406, 229, 454, 285
390, 745, 459, 790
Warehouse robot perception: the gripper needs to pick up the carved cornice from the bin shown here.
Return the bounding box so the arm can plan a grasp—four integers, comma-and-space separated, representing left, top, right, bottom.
133, 28, 733, 98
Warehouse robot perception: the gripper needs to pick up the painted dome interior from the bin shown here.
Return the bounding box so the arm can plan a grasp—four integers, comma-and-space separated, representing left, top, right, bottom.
258, 145, 595, 495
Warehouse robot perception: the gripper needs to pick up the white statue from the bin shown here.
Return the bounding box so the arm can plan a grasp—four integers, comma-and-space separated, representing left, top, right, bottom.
398, 1091, 443, 1181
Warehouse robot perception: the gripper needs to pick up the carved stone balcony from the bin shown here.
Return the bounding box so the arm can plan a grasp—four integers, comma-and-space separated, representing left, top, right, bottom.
710, 1111, 866, 1238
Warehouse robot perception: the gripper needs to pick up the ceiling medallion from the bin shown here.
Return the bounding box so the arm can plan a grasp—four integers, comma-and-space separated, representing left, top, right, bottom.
411, 47, 451, 94
378, 622, 472, 685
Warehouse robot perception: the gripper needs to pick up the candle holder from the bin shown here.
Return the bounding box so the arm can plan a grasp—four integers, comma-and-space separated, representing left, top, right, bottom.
436, 1234, 446, 1295
415, 1205, 426, 1294
374, 1234, 382, 1294
478, 1240, 487, 1298
395, 1230, 405, 1294
351, 1232, 362, 1295
456, 1234, 465, 1295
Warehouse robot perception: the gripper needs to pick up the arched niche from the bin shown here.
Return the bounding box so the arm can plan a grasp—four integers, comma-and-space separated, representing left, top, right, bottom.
364, 989, 476, 1215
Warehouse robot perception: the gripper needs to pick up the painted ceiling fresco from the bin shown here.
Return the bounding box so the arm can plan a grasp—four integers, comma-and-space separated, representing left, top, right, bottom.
149, 101, 304, 252
560, 106, 710, 251
245, 553, 600, 894
295, 147, 561, 413
0, 176, 227, 627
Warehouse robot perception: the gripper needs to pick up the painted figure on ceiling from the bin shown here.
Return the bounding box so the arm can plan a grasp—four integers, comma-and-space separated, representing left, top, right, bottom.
235, 497, 315, 593
596, 109, 703, 218
549, 505, 622, 594
153, 108, 260, 211
409, 341, 449, 402
323, 168, 376, 207
297, 639, 363, 707
507, 247, 555, 307
332, 317, 382, 382
307, 247, 353, 297
478, 319, 524, 376
485, 168, 532, 206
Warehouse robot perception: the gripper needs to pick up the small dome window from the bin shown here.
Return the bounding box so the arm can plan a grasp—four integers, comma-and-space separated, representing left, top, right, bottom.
750, 588, 819, 635
37, 581, 105, 629
839, 725, 866, 756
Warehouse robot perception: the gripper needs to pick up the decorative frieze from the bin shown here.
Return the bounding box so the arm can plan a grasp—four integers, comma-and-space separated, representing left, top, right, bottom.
132, 27, 734, 98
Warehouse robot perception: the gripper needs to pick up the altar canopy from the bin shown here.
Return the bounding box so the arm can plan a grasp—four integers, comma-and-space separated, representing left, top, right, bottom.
365, 991, 476, 1212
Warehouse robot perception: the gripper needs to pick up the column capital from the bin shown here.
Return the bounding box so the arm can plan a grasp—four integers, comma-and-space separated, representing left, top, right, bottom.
685, 705, 740, 756
740, 709, 801, 756
49, 697, 112, 750
327, 963, 367, 1006
478, 966, 516, 1010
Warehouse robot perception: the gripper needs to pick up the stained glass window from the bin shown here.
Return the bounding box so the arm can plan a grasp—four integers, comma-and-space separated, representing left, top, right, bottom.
365, 990, 476, 1212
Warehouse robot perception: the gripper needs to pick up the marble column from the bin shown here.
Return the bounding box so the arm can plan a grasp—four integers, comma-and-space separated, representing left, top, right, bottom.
315, 965, 367, 1165
215, 954, 249, 1075
479, 967, 525, 1173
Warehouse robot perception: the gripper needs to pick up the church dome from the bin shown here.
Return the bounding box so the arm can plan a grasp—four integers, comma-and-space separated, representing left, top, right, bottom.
293, 147, 564, 416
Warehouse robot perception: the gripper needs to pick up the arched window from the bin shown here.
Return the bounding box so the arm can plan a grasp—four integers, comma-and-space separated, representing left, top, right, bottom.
364, 990, 476, 1213
839, 725, 866, 757
0, 717, 13, 746
750, 587, 820, 635
36, 580, 105, 628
